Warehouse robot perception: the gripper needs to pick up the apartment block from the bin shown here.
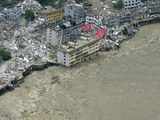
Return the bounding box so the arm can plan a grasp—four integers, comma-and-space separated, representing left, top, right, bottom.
123, 0, 143, 9
57, 36, 103, 67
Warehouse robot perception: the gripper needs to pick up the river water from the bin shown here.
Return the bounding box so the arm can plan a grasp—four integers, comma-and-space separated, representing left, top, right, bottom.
0, 24, 160, 120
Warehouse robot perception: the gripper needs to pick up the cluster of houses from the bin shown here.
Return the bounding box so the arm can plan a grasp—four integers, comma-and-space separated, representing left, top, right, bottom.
0, 0, 42, 23
111, 0, 160, 14
0, 0, 160, 23
112, 0, 160, 11
36, 0, 160, 67
55, 0, 160, 67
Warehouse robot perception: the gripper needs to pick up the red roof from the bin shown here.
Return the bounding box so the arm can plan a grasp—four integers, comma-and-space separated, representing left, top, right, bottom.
95, 27, 107, 39
80, 23, 96, 32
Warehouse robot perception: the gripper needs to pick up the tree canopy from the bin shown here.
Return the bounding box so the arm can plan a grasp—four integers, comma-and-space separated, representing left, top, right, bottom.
24, 10, 35, 21
0, 48, 11, 62
37, 0, 64, 7
0, 0, 20, 7
112, 0, 124, 10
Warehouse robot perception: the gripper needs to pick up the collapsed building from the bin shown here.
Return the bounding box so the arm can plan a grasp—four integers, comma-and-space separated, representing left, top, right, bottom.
56, 16, 107, 66
0, 24, 56, 91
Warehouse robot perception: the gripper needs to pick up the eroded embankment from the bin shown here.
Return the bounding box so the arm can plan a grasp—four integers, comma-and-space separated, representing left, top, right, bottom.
0, 24, 160, 120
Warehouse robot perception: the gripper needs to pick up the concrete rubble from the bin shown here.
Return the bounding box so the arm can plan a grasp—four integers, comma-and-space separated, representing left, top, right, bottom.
0, 0, 59, 91
0, 19, 57, 91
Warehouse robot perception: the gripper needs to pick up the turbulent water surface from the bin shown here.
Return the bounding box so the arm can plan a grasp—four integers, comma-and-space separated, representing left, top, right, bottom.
0, 24, 160, 120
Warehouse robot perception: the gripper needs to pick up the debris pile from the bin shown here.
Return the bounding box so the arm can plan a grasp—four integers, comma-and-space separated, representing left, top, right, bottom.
0, 23, 57, 91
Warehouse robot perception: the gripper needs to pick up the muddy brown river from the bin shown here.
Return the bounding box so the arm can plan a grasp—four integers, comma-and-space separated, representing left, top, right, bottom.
0, 24, 160, 120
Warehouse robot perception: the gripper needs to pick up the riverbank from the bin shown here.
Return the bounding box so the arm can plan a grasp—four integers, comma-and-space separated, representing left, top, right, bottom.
0, 24, 160, 120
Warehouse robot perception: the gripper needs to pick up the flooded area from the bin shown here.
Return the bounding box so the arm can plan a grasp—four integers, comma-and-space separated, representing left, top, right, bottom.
0, 24, 160, 120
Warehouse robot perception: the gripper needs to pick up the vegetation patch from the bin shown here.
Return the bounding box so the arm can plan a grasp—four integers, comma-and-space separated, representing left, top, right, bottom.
0, 0, 20, 7
37, 0, 64, 7
112, 0, 124, 10
24, 10, 35, 21
0, 48, 11, 62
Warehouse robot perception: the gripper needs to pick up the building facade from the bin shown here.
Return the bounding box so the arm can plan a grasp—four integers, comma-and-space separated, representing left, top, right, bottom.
64, 3, 86, 24
40, 9, 64, 23
145, 0, 160, 14
123, 0, 143, 9
57, 39, 102, 67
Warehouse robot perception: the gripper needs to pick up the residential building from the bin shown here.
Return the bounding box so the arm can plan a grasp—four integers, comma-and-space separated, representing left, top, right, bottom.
57, 38, 102, 67
40, 9, 64, 23
64, 3, 86, 24
145, 0, 160, 14
123, 0, 143, 9
1, 7, 22, 21
57, 29, 103, 67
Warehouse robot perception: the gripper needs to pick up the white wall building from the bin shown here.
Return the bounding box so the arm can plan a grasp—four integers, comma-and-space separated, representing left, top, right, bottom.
123, 0, 143, 9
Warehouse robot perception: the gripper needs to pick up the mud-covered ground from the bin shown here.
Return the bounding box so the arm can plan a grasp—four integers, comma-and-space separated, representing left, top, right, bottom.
0, 24, 160, 120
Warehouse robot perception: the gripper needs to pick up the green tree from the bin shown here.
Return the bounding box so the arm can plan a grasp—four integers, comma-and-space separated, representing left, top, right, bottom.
113, 0, 124, 10
0, 0, 18, 7
24, 10, 35, 21
37, 0, 64, 7
0, 48, 11, 61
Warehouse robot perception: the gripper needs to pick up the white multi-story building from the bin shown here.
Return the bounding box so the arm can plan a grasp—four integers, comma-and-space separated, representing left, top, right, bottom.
123, 0, 143, 9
